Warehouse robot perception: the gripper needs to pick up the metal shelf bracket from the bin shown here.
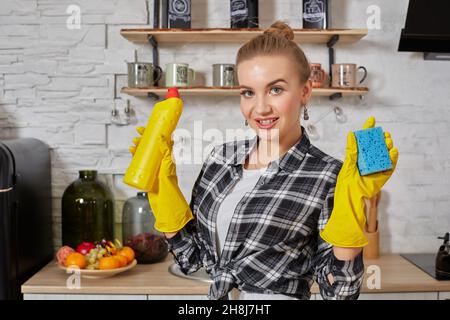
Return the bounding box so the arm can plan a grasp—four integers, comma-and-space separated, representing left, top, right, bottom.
148, 35, 160, 87
327, 35, 340, 100
147, 92, 160, 100
329, 92, 343, 100
147, 34, 162, 100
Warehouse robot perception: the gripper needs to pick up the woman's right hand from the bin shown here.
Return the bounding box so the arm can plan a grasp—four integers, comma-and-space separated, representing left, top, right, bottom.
129, 126, 145, 156
129, 126, 194, 234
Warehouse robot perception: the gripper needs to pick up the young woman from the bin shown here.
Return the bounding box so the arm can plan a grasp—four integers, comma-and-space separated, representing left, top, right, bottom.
131, 21, 398, 300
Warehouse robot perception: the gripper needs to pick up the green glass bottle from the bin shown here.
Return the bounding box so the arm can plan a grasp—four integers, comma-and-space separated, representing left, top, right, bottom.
62, 170, 114, 248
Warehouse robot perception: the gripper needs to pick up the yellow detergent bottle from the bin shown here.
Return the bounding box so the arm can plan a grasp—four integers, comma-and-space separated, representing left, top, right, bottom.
123, 87, 183, 191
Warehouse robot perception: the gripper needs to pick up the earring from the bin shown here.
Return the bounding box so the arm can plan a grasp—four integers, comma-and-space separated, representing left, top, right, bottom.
303, 105, 310, 121
245, 119, 248, 126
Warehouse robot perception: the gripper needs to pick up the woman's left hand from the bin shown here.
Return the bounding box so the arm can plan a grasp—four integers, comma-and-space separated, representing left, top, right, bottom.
320, 117, 399, 248
340, 116, 399, 199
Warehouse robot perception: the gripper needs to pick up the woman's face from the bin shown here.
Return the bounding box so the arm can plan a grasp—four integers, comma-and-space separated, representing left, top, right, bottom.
237, 55, 312, 143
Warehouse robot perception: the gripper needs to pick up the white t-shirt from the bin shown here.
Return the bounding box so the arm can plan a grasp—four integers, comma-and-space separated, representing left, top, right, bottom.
216, 166, 298, 300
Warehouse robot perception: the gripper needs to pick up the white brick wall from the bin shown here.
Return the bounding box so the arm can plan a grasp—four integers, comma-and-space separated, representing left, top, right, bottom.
1, 0, 450, 252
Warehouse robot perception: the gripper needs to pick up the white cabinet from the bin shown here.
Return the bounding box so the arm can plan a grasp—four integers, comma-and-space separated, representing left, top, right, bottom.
23, 294, 209, 300
358, 292, 438, 300
25, 292, 446, 300
438, 292, 450, 300
314, 292, 438, 300
147, 295, 208, 300
23, 294, 147, 300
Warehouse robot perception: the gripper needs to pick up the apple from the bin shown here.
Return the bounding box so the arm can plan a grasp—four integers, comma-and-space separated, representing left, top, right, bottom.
76, 242, 95, 255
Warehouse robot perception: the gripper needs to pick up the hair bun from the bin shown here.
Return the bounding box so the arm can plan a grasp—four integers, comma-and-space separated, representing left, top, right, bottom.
263, 21, 295, 41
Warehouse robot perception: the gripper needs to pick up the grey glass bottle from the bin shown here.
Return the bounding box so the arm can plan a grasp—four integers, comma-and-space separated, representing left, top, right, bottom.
122, 192, 169, 263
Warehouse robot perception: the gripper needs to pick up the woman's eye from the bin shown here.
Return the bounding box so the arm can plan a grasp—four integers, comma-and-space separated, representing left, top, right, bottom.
239, 87, 282, 97
240, 90, 254, 98
270, 87, 283, 95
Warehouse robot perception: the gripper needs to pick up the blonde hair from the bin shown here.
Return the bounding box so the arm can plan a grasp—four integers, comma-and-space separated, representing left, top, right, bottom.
236, 21, 311, 84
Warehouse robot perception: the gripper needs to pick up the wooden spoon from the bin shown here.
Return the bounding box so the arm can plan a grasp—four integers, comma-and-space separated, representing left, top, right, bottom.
366, 191, 381, 233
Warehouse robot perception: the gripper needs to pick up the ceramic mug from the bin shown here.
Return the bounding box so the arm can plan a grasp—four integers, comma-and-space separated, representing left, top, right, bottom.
331, 63, 368, 88
127, 62, 162, 88
212, 64, 237, 87
165, 63, 189, 87
310, 63, 326, 88
187, 68, 196, 86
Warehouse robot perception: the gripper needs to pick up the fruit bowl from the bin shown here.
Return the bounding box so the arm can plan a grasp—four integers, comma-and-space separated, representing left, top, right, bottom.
57, 259, 137, 279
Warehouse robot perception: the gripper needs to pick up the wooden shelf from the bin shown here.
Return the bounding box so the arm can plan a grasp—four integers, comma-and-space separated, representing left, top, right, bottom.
120, 28, 369, 100
120, 28, 368, 44
121, 86, 369, 98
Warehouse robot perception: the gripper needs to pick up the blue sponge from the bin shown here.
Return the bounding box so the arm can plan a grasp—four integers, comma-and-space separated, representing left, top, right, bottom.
354, 126, 392, 176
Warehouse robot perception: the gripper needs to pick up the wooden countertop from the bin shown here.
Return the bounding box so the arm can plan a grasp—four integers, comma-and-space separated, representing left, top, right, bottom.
22, 254, 450, 295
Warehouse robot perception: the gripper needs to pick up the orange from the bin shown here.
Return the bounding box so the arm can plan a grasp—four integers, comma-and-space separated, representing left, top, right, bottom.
117, 246, 135, 263
98, 257, 121, 270
113, 255, 128, 268
65, 252, 87, 269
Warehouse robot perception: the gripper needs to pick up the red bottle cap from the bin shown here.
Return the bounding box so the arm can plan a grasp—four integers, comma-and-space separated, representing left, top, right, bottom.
165, 87, 180, 99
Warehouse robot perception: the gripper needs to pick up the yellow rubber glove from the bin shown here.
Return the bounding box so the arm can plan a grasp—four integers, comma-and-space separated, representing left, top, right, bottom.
130, 127, 194, 233
320, 117, 399, 248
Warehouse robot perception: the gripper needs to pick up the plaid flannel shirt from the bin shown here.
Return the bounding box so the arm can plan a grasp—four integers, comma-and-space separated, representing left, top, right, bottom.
167, 126, 364, 300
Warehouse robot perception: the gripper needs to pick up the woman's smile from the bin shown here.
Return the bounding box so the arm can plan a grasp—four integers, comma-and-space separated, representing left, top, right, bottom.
254, 117, 280, 129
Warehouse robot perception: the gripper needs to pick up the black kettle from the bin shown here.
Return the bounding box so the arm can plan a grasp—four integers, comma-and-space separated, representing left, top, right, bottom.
436, 233, 450, 280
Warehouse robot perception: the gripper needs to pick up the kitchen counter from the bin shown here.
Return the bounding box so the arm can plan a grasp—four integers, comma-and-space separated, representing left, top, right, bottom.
21, 254, 450, 300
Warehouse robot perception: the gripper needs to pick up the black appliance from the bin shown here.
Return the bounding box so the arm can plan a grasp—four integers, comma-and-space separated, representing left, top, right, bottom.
401, 233, 450, 281
436, 233, 450, 280
0, 138, 53, 300
398, 0, 450, 60
401, 253, 440, 280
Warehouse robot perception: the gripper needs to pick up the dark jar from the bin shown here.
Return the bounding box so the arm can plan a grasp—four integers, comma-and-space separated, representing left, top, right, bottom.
62, 170, 114, 248
230, 0, 259, 29
122, 192, 168, 264
302, 0, 331, 29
